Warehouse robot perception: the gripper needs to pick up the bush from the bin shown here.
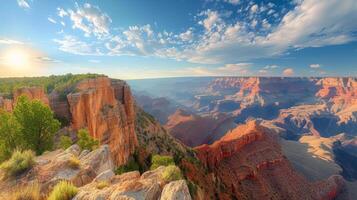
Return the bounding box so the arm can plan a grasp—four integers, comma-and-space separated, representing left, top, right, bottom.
60, 136, 72, 150
11, 182, 40, 200
0, 150, 35, 179
68, 156, 80, 169
162, 165, 182, 182
96, 181, 109, 189
77, 129, 99, 151
13, 96, 61, 155
47, 181, 78, 200
0, 110, 22, 162
150, 155, 175, 170
115, 158, 140, 175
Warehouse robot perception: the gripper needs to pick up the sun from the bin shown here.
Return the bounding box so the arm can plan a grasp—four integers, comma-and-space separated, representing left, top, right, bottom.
3, 48, 30, 69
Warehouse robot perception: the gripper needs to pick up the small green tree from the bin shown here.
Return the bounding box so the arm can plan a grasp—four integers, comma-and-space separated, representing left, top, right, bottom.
13, 96, 60, 155
77, 129, 99, 151
59, 135, 72, 149
0, 110, 22, 162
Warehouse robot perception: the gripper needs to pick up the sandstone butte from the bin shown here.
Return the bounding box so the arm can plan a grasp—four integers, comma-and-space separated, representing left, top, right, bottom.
194, 120, 345, 200
0, 77, 138, 166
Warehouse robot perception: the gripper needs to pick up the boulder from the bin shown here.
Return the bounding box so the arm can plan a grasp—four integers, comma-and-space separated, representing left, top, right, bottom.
160, 180, 192, 200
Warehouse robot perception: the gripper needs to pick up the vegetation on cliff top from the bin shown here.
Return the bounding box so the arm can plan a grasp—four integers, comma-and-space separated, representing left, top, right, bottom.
0, 96, 60, 161
0, 73, 104, 98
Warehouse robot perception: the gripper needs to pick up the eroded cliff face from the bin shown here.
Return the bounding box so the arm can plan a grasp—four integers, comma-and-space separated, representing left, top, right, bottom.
67, 77, 138, 166
195, 121, 345, 200
0, 87, 50, 112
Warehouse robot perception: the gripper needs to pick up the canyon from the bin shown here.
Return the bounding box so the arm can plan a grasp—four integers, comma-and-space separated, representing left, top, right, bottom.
0, 75, 355, 199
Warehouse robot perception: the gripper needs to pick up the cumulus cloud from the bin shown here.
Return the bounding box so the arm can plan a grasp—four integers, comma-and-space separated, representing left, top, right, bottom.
17, 0, 30, 9
64, 3, 112, 38
283, 68, 294, 76
310, 64, 320, 68
54, 0, 357, 66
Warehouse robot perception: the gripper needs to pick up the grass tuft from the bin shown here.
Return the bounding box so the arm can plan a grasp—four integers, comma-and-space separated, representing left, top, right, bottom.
0, 150, 35, 179
68, 156, 80, 169
47, 181, 78, 200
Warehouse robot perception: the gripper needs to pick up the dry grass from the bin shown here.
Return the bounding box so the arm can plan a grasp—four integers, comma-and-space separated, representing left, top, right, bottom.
68, 156, 80, 169
0, 150, 35, 179
11, 182, 41, 200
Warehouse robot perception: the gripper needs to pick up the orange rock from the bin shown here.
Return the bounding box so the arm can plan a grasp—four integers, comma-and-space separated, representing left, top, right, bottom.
67, 77, 138, 166
195, 120, 345, 200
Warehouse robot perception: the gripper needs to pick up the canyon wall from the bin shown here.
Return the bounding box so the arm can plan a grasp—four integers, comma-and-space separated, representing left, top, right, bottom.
195, 120, 345, 200
66, 77, 138, 166
0, 77, 138, 166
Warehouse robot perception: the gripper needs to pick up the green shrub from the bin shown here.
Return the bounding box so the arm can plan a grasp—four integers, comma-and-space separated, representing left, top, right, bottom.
150, 155, 175, 170
162, 165, 182, 182
0, 150, 35, 179
60, 136, 72, 150
0, 110, 22, 162
96, 181, 109, 189
11, 182, 40, 200
77, 129, 99, 151
68, 156, 80, 169
47, 181, 78, 200
13, 96, 61, 155
115, 158, 140, 175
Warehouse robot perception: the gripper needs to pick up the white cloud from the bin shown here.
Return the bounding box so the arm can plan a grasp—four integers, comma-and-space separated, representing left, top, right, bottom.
264, 65, 278, 69
250, 4, 259, 14
65, 3, 112, 38
0, 38, 24, 45
48, 17, 57, 24
17, 0, 30, 9
200, 10, 221, 31
224, 0, 240, 5
54, 0, 357, 66
179, 29, 193, 42
310, 64, 321, 68
53, 35, 99, 55
57, 8, 68, 17
283, 68, 294, 76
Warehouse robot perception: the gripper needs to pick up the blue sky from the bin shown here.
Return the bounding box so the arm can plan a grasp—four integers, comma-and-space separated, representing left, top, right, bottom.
0, 0, 356, 79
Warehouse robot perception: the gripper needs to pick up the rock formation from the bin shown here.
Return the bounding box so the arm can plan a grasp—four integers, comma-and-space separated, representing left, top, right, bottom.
195, 121, 345, 200
74, 166, 192, 200
165, 109, 236, 147
0, 87, 49, 112
66, 77, 138, 166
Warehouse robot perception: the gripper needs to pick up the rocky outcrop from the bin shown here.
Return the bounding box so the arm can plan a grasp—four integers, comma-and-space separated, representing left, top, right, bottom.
74, 166, 192, 200
0, 145, 114, 197
165, 109, 236, 147
195, 121, 345, 200
67, 77, 138, 166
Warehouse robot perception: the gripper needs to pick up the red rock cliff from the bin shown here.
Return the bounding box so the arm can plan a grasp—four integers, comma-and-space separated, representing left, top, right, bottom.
195, 120, 344, 200
0, 87, 49, 112
66, 77, 138, 166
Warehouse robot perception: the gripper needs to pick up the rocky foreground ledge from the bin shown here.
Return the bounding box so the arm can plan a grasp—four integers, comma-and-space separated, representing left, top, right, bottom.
0, 144, 191, 200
